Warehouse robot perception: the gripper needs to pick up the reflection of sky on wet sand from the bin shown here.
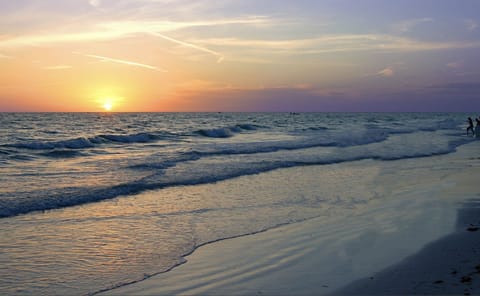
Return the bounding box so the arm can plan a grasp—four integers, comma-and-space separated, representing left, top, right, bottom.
0, 160, 382, 295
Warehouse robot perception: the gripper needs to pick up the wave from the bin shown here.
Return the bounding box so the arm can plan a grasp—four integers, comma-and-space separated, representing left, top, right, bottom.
10, 154, 37, 161
197, 127, 235, 138
236, 124, 259, 130
0, 132, 471, 219
303, 126, 329, 131
40, 150, 85, 158
94, 133, 162, 143
8, 137, 95, 150
196, 124, 259, 138
8, 123, 261, 152
189, 127, 391, 156
5, 123, 259, 152
4, 132, 172, 151
127, 153, 201, 170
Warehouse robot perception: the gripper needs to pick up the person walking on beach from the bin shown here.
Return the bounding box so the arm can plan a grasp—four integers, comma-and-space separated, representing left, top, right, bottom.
476, 117, 480, 138
467, 117, 474, 136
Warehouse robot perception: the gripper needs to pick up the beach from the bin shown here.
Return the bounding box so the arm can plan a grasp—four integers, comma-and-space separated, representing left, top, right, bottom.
102, 141, 480, 295
2, 0, 480, 294
1, 113, 478, 295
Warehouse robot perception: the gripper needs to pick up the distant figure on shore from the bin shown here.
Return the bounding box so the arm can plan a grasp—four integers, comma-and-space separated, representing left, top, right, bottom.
467, 117, 474, 136
476, 117, 480, 138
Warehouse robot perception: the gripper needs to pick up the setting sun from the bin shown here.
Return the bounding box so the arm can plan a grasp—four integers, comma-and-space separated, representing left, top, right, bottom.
97, 95, 122, 112
103, 101, 113, 111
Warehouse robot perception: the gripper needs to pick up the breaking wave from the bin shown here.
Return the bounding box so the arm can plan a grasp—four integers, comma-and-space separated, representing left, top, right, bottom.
196, 124, 259, 138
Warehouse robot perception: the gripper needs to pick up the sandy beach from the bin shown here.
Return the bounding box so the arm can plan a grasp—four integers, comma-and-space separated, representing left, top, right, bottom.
101, 141, 480, 295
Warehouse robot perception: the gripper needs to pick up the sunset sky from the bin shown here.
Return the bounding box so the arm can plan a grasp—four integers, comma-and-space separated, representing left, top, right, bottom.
1, 0, 480, 112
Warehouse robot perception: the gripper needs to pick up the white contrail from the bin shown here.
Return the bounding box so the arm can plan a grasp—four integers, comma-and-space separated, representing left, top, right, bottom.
75, 52, 167, 72
151, 32, 224, 63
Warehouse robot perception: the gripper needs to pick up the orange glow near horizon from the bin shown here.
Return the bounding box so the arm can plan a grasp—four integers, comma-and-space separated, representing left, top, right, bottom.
1, 1, 479, 112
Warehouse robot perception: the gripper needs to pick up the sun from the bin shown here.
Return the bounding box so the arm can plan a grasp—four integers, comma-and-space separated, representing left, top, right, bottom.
103, 101, 113, 111
94, 93, 123, 112
100, 98, 113, 112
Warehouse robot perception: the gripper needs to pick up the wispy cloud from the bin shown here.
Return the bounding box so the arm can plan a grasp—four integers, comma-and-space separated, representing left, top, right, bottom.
446, 61, 463, 69
377, 67, 394, 77
150, 32, 224, 63
0, 31, 127, 48
464, 19, 478, 31
392, 18, 433, 33
75, 52, 167, 72
88, 0, 101, 7
192, 34, 480, 55
445, 61, 475, 77
43, 65, 72, 70
362, 65, 396, 78
0, 17, 269, 48
98, 17, 269, 34
7, 14, 475, 65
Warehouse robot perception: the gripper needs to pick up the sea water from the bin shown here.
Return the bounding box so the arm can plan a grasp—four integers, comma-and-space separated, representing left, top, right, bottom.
0, 112, 475, 295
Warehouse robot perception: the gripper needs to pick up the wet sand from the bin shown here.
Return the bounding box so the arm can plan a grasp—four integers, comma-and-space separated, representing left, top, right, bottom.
102, 142, 480, 296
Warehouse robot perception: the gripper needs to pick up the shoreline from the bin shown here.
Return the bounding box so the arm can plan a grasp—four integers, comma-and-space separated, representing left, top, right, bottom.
100, 199, 458, 296
102, 142, 480, 296
102, 200, 480, 296
90, 219, 305, 296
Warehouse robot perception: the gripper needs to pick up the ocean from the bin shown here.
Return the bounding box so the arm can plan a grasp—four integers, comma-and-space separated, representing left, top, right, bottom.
0, 112, 475, 295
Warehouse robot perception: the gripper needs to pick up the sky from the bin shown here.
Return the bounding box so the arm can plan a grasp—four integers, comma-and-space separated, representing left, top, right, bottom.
0, 0, 480, 112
